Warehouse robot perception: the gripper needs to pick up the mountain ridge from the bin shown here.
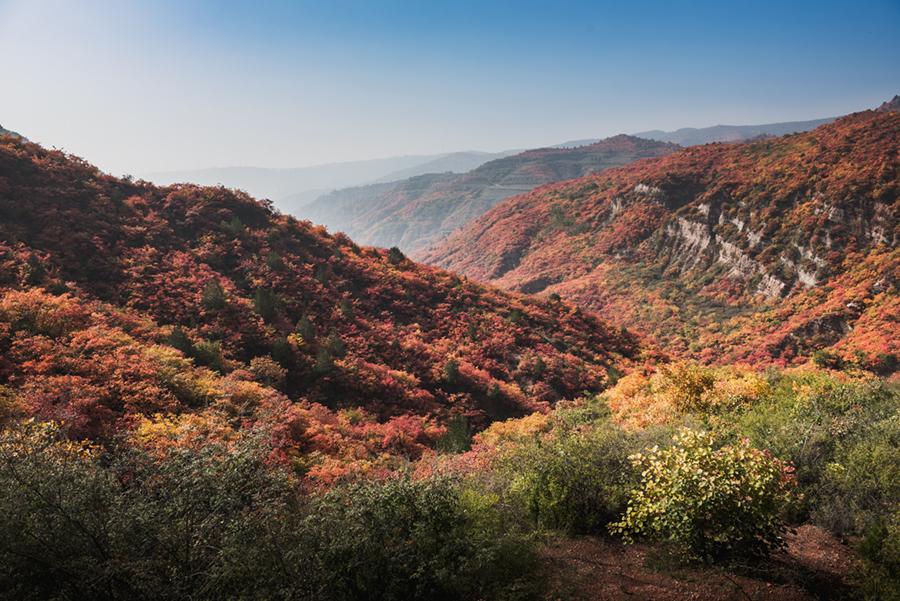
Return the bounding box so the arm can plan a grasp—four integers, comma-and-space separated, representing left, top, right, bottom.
302, 135, 679, 255
424, 108, 899, 370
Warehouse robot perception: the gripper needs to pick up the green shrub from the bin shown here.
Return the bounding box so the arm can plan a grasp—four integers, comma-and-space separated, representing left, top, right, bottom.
0, 422, 535, 601
254, 287, 278, 322
611, 429, 795, 560
387, 246, 405, 265
733, 375, 895, 514
435, 414, 472, 453
0, 421, 304, 601
201, 280, 227, 311
817, 413, 900, 599
500, 422, 635, 534
250, 355, 287, 388
192, 339, 227, 372
304, 476, 535, 600
858, 513, 900, 601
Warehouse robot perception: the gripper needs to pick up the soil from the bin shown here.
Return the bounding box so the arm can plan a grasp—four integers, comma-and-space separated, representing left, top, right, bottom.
539, 525, 859, 600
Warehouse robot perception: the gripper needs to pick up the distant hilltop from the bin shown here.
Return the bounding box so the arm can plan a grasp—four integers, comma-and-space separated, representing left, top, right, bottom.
0, 124, 25, 140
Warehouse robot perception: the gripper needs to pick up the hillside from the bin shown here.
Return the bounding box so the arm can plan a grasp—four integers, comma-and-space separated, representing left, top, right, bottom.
0, 136, 637, 440
302, 135, 678, 254
372, 150, 520, 183
425, 109, 899, 369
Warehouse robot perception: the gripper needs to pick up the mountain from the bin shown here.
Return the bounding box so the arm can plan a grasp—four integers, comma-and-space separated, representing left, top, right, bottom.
550, 116, 837, 149
372, 150, 520, 183
0, 135, 636, 438
144, 150, 510, 210
633, 117, 835, 146
301, 135, 679, 255
424, 108, 899, 370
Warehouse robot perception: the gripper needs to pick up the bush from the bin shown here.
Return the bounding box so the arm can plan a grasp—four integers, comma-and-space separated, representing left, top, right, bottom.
201, 280, 227, 311
858, 513, 900, 601
817, 413, 900, 598
250, 356, 287, 389
499, 422, 635, 534
387, 246, 405, 265
304, 476, 535, 600
254, 288, 278, 322
0, 422, 535, 601
611, 429, 796, 560
734, 374, 895, 514
192, 339, 227, 372
0, 421, 304, 601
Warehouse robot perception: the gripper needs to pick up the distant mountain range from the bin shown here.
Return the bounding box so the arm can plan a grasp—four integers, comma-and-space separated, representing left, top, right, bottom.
144, 150, 514, 211
633, 117, 836, 145
553, 116, 838, 149
300, 135, 678, 255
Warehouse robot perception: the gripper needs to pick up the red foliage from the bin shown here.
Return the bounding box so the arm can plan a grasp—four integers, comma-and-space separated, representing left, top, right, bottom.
424, 109, 899, 370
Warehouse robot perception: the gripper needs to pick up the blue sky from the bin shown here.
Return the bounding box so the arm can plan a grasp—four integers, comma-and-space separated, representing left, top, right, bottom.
0, 0, 897, 174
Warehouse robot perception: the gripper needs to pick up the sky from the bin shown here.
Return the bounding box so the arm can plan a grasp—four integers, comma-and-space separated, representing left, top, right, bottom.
0, 0, 898, 176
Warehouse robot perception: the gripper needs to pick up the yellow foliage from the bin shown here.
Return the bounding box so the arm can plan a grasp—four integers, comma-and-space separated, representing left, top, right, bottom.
476, 412, 551, 449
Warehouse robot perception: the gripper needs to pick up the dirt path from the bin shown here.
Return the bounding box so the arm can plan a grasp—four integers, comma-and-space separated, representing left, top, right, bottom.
539, 525, 858, 600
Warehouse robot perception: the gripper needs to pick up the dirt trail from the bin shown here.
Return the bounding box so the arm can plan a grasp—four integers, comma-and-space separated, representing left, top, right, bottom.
540, 525, 857, 600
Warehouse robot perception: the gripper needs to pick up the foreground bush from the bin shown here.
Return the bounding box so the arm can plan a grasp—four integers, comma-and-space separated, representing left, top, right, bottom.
0, 421, 533, 601
498, 421, 635, 534
818, 413, 900, 600
304, 477, 535, 600
611, 429, 796, 559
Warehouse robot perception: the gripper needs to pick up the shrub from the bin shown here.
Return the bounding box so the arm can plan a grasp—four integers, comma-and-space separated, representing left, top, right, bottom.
296, 316, 316, 342
442, 358, 460, 384
499, 422, 635, 534
201, 280, 227, 311
250, 356, 287, 388
435, 414, 472, 453
858, 512, 900, 601
0, 421, 304, 601
387, 246, 405, 265
193, 339, 227, 372
254, 288, 278, 322
304, 476, 535, 600
166, 326, 194, 355
734, 374, 895, 513
817, 413, 900, 598
0, 422, 534, 601
611, 429, 795, 560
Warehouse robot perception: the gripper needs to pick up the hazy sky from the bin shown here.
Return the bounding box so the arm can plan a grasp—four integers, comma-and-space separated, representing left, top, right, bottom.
1, 0, 898, 175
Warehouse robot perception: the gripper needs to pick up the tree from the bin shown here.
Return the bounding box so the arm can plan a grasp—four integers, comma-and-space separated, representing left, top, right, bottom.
254, 288, 278, 322
387, 247, 405, 265
201, 281, 227, 311
442, 359, 460, 384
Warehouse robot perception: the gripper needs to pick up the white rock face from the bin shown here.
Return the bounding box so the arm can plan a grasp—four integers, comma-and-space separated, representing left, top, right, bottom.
610, 196, 624, 218
797, 267, 818, 287
667, 217, 711, 252
717, 238, 757, 278
747, 229, 763, 248
757, 274, 786, 298
633, 183, 662, 196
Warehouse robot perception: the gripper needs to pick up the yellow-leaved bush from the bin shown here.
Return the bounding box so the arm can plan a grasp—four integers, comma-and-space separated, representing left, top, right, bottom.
611, 429, 797, 559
